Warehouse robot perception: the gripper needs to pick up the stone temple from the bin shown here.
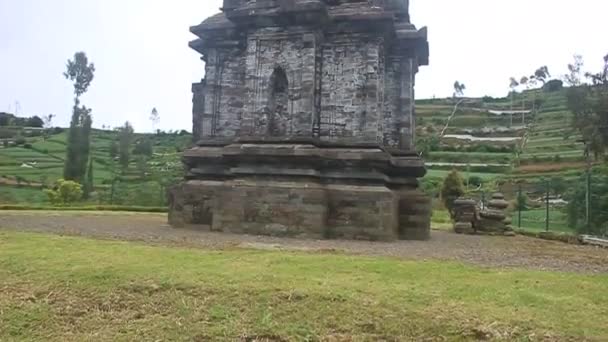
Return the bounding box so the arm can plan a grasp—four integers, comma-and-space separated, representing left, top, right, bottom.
169, 0, 430, 241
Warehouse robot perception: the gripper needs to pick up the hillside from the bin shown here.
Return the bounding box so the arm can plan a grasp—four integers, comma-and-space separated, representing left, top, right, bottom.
0, 88, 590, 206
416, 88, 587, 192
0, 128, 191, 205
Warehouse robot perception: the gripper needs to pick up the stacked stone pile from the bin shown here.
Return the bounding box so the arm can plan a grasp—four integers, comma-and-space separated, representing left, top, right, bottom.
453, 198, 477, 234
478, 193, 515, 236
453, 193, 515, 236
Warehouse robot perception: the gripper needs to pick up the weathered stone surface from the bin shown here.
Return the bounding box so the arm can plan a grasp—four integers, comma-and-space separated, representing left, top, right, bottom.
170, 0, 431, 241
453, 193, 514, 236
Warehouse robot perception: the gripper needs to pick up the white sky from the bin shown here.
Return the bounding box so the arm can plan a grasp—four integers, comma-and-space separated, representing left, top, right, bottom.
1, 0, 606, 132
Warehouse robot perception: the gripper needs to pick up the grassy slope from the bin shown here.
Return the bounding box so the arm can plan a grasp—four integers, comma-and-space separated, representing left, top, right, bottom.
1, 232, 607, 340
416, 89, 587, 186
0, 130, 190, 204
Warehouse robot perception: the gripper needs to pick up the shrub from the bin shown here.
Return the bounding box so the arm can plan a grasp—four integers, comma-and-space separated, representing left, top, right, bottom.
543, 79, 564, 92
23, 143, 32, 149
15, 136, 26, 145
441, 170, 466, 218
515, 191, 528, 211
431, 118, 445, 126
468, 176, 483, 188
44, 179, 83, 206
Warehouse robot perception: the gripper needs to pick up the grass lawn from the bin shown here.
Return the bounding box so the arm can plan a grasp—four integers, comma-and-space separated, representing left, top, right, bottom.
1, 232, 607, 341
513, 209, 574, 234
0, 185, 48, 204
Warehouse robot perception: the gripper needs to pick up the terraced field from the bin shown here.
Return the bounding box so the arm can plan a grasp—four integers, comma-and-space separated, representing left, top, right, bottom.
0, 129, 190, 205
416, 89, 588, 189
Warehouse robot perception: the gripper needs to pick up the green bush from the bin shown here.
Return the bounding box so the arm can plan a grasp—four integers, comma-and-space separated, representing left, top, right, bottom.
468, 176, 483, 188
441, 170, 465, 217
44, 179, 83, 206
15, 137, 26, 145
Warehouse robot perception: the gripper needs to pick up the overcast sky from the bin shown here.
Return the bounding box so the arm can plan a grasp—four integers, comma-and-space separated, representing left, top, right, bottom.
1, 0, 606, 132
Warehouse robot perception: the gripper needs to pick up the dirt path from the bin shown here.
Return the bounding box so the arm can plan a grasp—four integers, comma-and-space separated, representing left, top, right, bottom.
1, 211, 607, 274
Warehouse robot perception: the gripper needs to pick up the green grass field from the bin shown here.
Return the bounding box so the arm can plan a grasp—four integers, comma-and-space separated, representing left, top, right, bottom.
513, 209, 573, 233
1, 231, 607, 340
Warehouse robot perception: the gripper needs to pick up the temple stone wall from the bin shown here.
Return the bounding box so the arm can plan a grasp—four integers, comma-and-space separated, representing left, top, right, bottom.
320, 35, 384, 142
242, 29, 317, 137
198, 48, 247, 138
169, 180, 430, 241
172, 0, 431, 241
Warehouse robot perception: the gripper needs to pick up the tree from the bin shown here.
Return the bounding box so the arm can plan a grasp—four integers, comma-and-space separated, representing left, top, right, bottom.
133, 138, 153, 157
519, 76, 529, 109
150, 107, 160, 132
549, 176, 567, 197
566, 169, 608, 235
25, 116, 44, 128
118, 121, 134, 169
565, 54, 584, 86
567, 54, 608, 158
453, 81, 466, 98
534, 66, 551, 85
109, 140, 119, 160
528, 75, 539, 117
42, 114, 55, 141
63, 52, 95, 97
468, 175, 483, 189
43, 114, 55, 128
543, 79, 564, 92
136, 155, 149, 179
441, 170, 466, 218
63, 52, 95, 184
44, 179, 83, 206
83, 158, 94, 199
509, 77, 519, 127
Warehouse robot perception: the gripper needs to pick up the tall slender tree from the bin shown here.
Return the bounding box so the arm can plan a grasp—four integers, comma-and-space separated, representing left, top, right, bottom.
453, 81, 466, 98
150, 107, 160, 133
534, 66, 551, 84
118, 121, 134, 170
568, 54, 608, 158
565, 54, 584, 86
519, 76, 529, 110
63, 52, 95, 183
83, 157, 94, 199
509, 77, 519, 127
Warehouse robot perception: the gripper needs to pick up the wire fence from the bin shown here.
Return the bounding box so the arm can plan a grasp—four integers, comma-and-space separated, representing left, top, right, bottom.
485, 179, 608, 237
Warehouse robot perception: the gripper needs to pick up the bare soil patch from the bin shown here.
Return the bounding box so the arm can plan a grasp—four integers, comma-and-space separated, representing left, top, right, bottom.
516, 162, 586, 173
1, 211, 607, 273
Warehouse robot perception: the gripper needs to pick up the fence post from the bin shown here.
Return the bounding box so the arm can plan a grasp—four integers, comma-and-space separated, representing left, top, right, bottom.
545, 179, 550, 232
518, 183, 522, 229
583, 140, 593, 234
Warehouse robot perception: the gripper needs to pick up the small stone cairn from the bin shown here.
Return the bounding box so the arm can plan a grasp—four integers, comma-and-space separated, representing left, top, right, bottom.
453, 198, 477, 234
453, 193, 515, 236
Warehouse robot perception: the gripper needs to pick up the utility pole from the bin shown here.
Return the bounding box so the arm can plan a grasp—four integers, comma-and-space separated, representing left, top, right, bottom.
579, 139, 592, 233
584, 141, 591, 233
518, 183, 522, 229
545, 179, 550, 232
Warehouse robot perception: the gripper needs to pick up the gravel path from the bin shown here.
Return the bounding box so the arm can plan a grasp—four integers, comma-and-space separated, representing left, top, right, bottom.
1, 211, 607, 274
